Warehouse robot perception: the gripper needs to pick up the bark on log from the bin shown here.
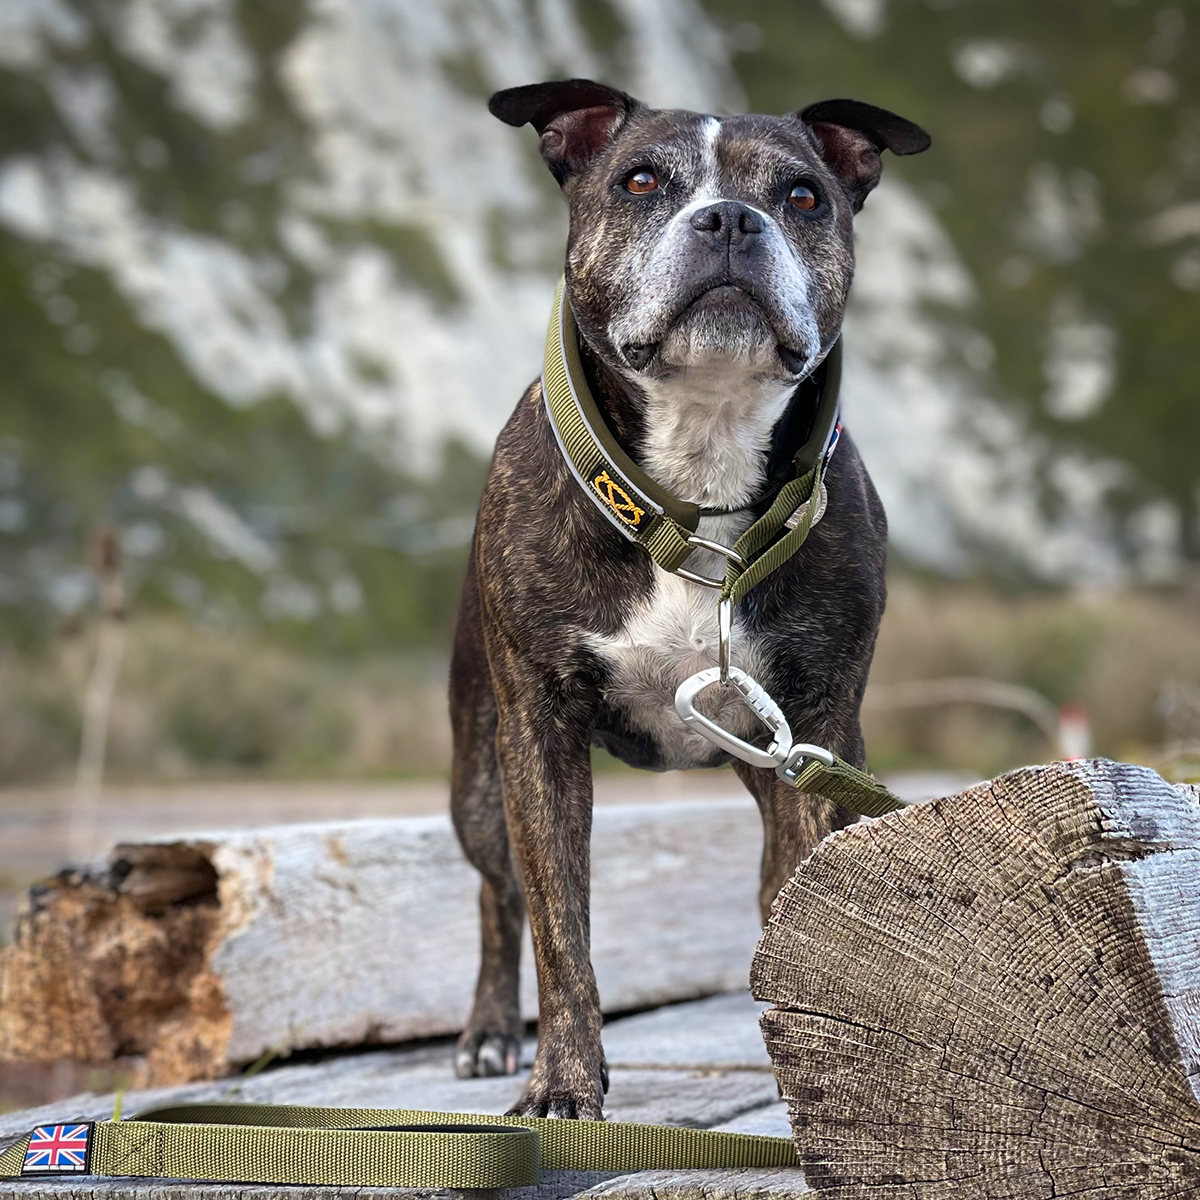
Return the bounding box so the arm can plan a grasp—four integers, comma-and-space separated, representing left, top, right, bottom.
752, 759, 1200, 1199
0, 802, 763, 1086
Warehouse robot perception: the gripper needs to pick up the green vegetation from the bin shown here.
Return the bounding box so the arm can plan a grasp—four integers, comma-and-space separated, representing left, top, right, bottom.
0, 0, 488, 656
3, 580, 1198, 785
0, 616, 451, 783
866, 577, 1200, 780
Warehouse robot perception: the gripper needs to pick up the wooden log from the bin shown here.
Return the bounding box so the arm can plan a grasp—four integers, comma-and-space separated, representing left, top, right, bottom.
0, 802, 763, 1085
752, 759, 1200, 1198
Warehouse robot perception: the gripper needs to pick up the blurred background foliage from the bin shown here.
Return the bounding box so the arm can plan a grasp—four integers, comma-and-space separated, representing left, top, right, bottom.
1, 0, 1198, 783
718, 0, 1200, 529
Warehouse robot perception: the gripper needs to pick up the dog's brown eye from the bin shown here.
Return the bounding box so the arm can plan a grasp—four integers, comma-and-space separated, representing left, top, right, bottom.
625, 169, 659, 194
788, 184, 818, 211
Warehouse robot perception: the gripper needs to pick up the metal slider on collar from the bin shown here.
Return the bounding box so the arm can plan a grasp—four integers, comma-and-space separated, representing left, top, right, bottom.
674, 536, 746, 589
784, 480, 829, 530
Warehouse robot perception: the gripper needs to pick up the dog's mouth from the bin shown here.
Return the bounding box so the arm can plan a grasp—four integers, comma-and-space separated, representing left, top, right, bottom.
620, 283, 808, 376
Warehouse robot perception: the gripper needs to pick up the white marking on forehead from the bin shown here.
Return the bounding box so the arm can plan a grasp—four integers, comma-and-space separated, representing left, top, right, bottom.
701, 117, 722, 192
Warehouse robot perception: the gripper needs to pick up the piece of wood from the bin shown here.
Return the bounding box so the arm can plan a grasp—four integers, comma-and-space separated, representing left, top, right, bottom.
0, 802, 763, 1085
579, 1168, 810, 1199
0, 1170, 619, 1200
752, 759, 1200, 1198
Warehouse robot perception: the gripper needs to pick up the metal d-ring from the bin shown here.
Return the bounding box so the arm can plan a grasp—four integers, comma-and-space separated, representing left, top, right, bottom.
675, 536, 747, 589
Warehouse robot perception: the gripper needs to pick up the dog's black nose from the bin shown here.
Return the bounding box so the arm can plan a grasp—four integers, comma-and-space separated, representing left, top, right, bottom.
690, 201, 763, 246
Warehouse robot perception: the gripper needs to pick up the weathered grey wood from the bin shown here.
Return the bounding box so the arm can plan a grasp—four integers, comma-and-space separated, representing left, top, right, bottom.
0, 1171, 620, 1200
579, 1169, 809, 1199
0, 1169, 809, 1200
0, 994, 798, 1200
0, 994, 781, 1138
602, 993, 772, 1072
753, 759, 1200, 1198
712, 1104, 791, 1138
0, 803, 763, 1084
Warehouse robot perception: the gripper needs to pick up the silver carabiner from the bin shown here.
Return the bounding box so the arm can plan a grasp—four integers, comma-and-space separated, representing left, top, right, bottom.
674, 665, 835, 781
674, 665, 792, 769
775, 740, 836, 783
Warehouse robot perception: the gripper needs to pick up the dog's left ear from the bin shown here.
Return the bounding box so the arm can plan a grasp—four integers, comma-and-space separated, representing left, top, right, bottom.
798, 99, 931, 212
489, 79, 641, 190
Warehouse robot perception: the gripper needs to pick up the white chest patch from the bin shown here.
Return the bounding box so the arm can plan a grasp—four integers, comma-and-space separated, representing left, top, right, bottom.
640, 365, 794, 508
590, 302, 800, 765
586, 514, 773, 769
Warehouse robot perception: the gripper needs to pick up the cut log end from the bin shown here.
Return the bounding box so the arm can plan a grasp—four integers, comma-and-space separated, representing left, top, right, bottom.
752, 759, 1200, 1197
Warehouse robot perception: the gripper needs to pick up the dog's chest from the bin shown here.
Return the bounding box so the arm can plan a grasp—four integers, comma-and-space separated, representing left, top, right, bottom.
580, 367, 794, 769
585, 514, 772, 770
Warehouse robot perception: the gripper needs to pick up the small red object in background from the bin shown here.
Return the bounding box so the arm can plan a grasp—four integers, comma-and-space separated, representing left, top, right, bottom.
1057, 704, 1092, 761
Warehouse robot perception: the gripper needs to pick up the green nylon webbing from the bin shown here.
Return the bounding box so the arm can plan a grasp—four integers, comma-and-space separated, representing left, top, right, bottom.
720, 467, 822, 605
542, 281, 697, 573
790, 758, 905, 818
0, 1105, 798, 1188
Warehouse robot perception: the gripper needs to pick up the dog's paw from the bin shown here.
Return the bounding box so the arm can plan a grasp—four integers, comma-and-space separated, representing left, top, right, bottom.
506, 1062, 608, 1119
454, 1029, 522, 1078
506, 1086, 604, 1120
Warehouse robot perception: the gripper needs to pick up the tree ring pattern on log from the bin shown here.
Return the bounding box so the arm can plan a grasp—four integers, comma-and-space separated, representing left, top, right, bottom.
752, 759, 1200, 1198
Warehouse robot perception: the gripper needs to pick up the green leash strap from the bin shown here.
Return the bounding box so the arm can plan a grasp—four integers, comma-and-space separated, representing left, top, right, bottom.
720, 466, 821, 605
787, 757, 905, 818
0, 1105, 798, 1188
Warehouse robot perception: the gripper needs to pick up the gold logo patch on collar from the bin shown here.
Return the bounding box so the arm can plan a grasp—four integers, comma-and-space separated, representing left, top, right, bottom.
592, 470, 645, 528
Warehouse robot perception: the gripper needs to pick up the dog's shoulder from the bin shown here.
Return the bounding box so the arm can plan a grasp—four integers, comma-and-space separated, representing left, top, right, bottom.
474, 378, 649, 638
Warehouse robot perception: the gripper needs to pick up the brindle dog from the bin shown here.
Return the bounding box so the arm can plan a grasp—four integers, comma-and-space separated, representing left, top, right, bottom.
449, 79, 930, 1119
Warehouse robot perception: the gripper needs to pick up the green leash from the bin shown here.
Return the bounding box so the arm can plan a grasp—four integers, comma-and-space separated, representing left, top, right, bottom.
542, 280, 903, 819
0, 1104, 798, 1188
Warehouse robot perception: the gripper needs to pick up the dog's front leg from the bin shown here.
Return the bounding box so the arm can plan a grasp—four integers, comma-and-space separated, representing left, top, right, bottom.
491, 653, 606, 1119
734, 717, 864, 924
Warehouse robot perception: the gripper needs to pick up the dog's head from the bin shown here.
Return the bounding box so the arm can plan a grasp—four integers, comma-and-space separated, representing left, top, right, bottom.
491, 80, 929, 385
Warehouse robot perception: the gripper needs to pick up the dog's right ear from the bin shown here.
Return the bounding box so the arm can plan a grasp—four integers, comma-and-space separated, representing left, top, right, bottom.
489, 79, 640, 189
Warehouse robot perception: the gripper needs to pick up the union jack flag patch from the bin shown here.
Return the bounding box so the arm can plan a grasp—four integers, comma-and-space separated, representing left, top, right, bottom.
22, 1124, 93, 1174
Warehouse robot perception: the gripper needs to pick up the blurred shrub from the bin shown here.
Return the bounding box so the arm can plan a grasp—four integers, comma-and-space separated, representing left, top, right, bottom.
0, 618, 449, 784
866, 578, 1200, 777
0, 656, 80, 781
149, 639, 350, 771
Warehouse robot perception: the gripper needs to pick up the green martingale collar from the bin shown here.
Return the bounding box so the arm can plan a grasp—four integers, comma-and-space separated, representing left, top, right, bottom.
541, 278, 843, 600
